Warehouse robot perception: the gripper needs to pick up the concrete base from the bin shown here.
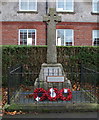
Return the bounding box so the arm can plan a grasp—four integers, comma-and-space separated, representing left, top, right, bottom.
34, 63, 71, 90
4, 103, 98, 113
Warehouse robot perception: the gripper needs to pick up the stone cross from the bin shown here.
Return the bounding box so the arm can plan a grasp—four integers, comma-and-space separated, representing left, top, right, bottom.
43, 8, 61, 64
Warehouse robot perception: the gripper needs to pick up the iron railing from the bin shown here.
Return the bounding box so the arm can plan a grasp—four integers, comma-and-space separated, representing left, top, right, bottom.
7, 64, 99, 104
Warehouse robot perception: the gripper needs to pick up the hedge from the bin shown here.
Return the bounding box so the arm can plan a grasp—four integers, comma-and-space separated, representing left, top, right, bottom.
1, 45, 99, 86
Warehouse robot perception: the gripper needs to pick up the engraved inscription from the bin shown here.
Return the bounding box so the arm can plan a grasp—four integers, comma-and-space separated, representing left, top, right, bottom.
47, 76, 64, 83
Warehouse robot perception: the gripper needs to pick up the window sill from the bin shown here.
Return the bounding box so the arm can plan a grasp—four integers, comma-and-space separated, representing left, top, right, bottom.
17, 11, 38, 14
56, 11, 75, 14
91, 12, 99, 15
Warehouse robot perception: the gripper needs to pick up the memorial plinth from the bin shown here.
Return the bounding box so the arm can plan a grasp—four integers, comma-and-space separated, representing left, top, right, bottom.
34, 63, 71, 89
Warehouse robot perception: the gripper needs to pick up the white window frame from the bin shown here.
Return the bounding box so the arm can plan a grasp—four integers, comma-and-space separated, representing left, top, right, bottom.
56, 29, 74, 46
92, 0, 99, 13
92, 30, 99, 46
19, 0, 37, 11
18, 29, 37, 45
56, 0, 74, 12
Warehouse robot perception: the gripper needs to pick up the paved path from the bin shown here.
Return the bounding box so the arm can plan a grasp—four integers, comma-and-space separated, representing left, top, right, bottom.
2, 112, 98, 119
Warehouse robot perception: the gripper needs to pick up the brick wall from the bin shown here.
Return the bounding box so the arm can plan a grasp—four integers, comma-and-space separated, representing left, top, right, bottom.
57, 22, 99, 46
1, 21, 99, 46
0, 22, 2, 45
2, 22, 46, 45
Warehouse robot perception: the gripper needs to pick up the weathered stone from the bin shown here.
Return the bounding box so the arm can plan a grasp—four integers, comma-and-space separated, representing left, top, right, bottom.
43, 8, 61, 64
34, 63, 72, 90
34, 8, 71, 90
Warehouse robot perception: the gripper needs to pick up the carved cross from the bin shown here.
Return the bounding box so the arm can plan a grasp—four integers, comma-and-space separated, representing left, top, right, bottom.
43, 8, 61, 64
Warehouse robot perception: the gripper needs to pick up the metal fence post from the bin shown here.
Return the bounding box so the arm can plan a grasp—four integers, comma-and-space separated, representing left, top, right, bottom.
38, 78, 40, 88
7, 67, 10, 104
20, 65, 23, 85
80, 63, 83, 84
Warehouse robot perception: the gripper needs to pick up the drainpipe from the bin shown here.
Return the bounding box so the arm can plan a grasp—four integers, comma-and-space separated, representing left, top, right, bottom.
46, 0, 48, 14
45, 0, 48, 45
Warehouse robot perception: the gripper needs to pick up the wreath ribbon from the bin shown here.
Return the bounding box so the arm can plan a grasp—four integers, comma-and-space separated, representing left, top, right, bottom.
47, 88, 59, 101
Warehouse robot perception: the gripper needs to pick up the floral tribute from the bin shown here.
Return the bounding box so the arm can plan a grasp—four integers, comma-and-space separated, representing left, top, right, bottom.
47, 88, 59, 101
58, 88, 72, 101
33, 88, 47, 101
33, 88, 72, 101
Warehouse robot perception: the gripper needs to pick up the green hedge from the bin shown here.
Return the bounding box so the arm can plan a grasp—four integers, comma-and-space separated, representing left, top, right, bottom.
2, 45, 99, 86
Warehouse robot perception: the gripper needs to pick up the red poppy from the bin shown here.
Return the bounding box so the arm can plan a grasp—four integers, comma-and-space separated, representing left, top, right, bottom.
33, 88, 47, 101
58, 88, 72, 101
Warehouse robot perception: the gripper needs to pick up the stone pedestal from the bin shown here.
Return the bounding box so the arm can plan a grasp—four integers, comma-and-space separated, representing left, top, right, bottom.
34, 63, 71, 90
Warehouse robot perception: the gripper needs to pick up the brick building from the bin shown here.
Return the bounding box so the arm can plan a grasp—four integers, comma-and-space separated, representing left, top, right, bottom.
0, 0, 99, 46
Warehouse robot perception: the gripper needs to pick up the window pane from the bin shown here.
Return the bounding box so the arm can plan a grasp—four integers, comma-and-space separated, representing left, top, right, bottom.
20, 29, 27, 33
32, 34, 35, 45
94, 30, 99, 38
57, 29, 64, 46
20, 29, 36, 45
65, 30, 72, 42
23, 39, 27, 45
32, 30, 35, 45
28, 30, 32, 38
66, 42, 72, 46
57, 29, 73, 46
57, 0, 64, 9
28, 30, 35, 38
20, 30, 27, 45
28, 29, 35, 45
20, 0, 37, 10
93, 30, 99, 46
57, 0, 73, 11
94, 38, 99, 46
28, 0, 36, 10
93, 3, 98, 12
93, 0, 99, 12
21, 1, 28, 10
32, 32, 35, 39
29, 2, 35, 10
23, 33, 27, 40
65, 0, 73, 11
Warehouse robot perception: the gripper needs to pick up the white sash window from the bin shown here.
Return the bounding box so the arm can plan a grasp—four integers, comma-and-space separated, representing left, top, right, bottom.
56, 0, 74, 12
56, 29, 74, 46
19, 29, 36, 45
92, 30, 99, 46
19, 0, 37, 11
92, 0, 99, 13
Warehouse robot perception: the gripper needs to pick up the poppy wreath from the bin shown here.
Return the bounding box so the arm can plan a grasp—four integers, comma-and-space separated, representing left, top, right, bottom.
47, 88, 59, 101
58, 88, 72, 101
33, 88, 47, 101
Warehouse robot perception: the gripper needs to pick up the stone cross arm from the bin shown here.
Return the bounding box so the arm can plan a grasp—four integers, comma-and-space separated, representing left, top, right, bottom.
54, 16, 61, 22
43, 8, 61, 23
43, 16, 50, 22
